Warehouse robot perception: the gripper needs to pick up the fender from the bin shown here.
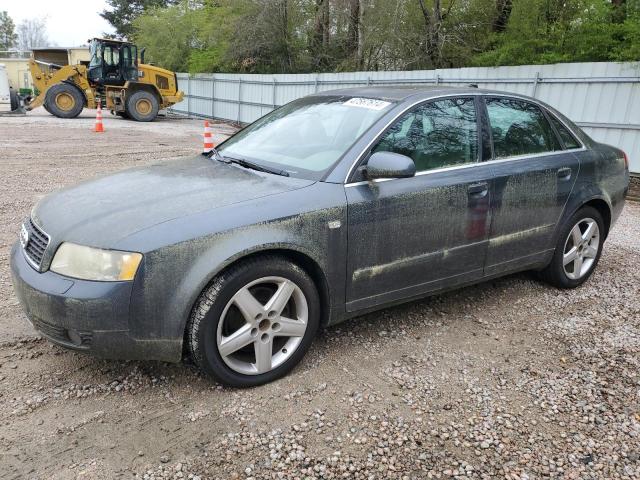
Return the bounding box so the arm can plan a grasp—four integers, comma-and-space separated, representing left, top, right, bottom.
170, 236, 328, 342
125, 195, 348, 347
550, 182, 612, 248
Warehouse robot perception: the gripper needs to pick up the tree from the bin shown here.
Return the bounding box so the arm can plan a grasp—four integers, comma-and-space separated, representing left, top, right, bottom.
229, 0, 303, 73
128, 0, 640, 74
493, 0, 513, 32
308, 0, 330, 68
133, 0, 245, 72
100, 0, 176, 39
17, 17, 50, 50
0, 11, 17, 50
474, 0, 640, 66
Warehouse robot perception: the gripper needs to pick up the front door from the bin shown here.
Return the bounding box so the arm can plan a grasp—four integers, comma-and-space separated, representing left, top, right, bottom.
482, 97, 581, 275
345, 96, 493, 312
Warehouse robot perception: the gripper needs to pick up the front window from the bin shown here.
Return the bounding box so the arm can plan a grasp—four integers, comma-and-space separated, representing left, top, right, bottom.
372, 97, 479, 172
218, 96, 395, 180
89, 40, 102, 68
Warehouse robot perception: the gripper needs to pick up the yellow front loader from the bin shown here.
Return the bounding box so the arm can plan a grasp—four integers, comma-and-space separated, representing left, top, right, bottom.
26, 38, 183, 122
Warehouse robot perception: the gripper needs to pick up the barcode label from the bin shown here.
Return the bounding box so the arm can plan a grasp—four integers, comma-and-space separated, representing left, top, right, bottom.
343, 98, 391, 110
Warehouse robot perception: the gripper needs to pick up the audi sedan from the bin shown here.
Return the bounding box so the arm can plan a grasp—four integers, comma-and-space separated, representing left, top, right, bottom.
11, 87, 629, 387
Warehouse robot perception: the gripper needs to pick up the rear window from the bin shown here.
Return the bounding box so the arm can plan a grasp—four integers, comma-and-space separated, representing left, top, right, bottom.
548, 114, 581, 149
486, 98, 561, 158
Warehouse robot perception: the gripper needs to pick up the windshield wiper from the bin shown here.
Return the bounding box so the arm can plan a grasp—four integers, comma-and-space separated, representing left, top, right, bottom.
223, 156, 290, 177
204, 146, 226, 164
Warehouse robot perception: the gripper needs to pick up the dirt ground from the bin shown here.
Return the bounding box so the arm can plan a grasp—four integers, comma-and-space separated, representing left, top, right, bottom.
1, 108, 639, 480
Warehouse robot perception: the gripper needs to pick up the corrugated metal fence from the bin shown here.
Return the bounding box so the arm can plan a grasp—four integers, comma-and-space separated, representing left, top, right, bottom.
170, 62, 640, 173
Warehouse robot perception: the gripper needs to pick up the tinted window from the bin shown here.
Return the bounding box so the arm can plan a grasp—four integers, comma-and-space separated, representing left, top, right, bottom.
486, 98, 561, 158
548, 114, 581, 149
373, 97, 478, 172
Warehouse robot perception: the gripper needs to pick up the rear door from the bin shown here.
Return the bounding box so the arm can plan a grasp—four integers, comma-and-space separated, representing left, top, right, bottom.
345, 96, 493, 311
483, 96, 581, 275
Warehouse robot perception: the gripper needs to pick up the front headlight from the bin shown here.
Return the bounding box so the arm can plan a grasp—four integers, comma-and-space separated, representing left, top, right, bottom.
50, 243, 142, 281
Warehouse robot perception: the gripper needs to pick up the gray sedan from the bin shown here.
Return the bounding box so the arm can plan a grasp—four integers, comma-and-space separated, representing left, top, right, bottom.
11, 87, 630, 387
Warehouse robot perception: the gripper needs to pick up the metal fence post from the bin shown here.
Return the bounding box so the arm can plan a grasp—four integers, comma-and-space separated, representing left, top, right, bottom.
211, 75, 215, 119
237, 78, 242, 123
531, 72, 541, 98
187, 76, 191, 117
273, 78, 277, 109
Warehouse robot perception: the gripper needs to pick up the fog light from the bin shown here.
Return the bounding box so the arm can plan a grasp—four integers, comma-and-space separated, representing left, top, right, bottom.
67, 329, 82, 346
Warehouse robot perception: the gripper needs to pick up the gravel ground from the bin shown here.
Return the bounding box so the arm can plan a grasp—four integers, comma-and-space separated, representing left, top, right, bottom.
1, 109, 639, 479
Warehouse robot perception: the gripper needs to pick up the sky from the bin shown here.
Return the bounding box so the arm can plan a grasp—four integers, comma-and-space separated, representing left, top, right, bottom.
1, 0, 115, 47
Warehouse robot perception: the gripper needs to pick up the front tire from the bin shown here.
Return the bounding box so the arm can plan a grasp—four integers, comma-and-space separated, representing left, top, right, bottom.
44, 83, 84, 118
187, 256, 320, 387
126, 90, 159, 122
539, 206, 604, 288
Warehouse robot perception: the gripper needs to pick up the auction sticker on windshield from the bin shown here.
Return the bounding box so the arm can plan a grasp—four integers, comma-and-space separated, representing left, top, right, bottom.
343, 97, 391, 110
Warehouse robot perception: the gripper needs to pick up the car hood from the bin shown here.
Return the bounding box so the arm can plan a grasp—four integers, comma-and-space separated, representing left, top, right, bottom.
33, 155, 314, 248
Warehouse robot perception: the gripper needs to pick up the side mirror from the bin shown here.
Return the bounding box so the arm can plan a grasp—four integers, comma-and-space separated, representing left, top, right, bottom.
363, 151, 416, 180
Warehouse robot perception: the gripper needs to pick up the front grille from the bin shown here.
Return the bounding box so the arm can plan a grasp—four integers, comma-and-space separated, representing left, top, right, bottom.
23, 218, 50, 269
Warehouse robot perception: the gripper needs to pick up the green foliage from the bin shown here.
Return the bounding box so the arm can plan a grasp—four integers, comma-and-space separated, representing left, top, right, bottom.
129, 0, 640, 74
0, 11, 17, 50
474, 0, 640, 66
100, 0, 177, 39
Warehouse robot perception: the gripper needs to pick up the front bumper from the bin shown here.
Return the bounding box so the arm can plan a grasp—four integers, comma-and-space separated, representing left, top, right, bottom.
10, 243, 181, 361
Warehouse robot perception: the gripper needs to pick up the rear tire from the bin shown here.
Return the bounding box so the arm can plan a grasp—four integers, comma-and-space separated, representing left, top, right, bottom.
187, 256, 320, 387
44, 83, 84, 118
126, 90, 159, 122
539, 206, 604, 288
9, 90, 19, 111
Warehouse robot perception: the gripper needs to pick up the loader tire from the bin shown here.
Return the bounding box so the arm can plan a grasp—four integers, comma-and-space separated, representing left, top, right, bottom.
10, 90, 19, 111
44, 83, 84, 118
126, 90, 159, 122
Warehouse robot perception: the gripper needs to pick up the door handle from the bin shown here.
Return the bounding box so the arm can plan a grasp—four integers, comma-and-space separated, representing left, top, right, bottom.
468, 182, 488, 198
557, 167, 572, 180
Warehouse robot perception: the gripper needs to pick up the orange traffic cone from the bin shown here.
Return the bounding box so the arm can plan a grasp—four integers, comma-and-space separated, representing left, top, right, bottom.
94, 99, 104, 133
203, 120, 214, 154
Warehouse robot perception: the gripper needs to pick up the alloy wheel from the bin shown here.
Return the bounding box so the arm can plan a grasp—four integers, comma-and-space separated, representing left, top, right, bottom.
562, 218, 600, 280
216, 276, 308, 375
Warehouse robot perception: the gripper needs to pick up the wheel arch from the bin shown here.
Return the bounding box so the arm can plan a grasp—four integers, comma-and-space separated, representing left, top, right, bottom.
581, 198, 611, 238
178, 245, 331, 355
562, 196, 612, 240
126, 82, 162, 104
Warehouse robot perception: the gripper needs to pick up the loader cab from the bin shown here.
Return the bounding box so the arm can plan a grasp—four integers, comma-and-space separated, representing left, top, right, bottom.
88, 38, 138, 87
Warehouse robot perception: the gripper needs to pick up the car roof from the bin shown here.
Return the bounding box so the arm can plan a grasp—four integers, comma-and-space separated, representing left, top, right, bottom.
314, 85, 529, 103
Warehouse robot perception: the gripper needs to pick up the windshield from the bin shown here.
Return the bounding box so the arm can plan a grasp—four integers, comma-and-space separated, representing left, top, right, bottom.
89, 40, 102, 68
218, 96, 395, 180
